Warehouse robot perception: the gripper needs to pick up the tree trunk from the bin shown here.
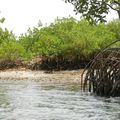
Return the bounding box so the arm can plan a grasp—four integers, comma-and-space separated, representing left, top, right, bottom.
117, 10, 120, 19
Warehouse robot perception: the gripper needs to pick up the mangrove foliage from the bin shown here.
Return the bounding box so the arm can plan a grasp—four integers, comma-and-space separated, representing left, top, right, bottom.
0, 17, 120, 70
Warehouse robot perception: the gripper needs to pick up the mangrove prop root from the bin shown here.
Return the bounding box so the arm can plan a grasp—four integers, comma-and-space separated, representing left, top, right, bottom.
81, 39, 120, 97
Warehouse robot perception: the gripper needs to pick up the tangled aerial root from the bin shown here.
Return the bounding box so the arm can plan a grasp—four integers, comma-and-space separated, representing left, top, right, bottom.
81, 39, 120, 97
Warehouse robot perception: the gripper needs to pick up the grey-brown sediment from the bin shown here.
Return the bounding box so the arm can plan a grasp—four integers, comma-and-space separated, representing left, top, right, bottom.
0, 69, 84, 84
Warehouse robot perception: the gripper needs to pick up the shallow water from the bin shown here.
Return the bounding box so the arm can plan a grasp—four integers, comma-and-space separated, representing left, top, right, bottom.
0, 80, 120, 120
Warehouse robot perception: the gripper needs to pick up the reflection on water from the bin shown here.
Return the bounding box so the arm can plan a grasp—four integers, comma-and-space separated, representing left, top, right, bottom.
0, 80, 120, 120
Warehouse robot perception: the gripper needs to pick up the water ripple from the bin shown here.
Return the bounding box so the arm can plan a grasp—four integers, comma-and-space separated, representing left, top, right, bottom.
0, 80, 119, 120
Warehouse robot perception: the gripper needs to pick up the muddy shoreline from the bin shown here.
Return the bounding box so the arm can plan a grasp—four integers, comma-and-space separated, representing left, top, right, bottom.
0, 68, 85, 84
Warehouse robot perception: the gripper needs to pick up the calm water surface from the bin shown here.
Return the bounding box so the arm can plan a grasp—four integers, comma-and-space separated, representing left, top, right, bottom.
0, 79, 120, 120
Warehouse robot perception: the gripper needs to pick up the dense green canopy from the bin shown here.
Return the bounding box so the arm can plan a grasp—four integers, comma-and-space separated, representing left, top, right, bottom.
19, 17, 120, 59
64, 0, 120, 23
0, 17, 120, 69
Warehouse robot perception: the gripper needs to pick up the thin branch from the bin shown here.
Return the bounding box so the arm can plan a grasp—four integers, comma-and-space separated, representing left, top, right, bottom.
106, 3, 118, 11
114, 1, 120, 6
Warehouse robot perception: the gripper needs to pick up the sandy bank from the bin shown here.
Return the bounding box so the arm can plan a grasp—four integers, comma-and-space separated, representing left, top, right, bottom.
0, 69, 85, 84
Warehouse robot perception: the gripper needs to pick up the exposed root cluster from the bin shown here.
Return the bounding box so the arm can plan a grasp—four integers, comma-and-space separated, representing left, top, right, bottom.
0, 60, 23, 70
28, 57, 89, 70
82, 40, 120, 97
